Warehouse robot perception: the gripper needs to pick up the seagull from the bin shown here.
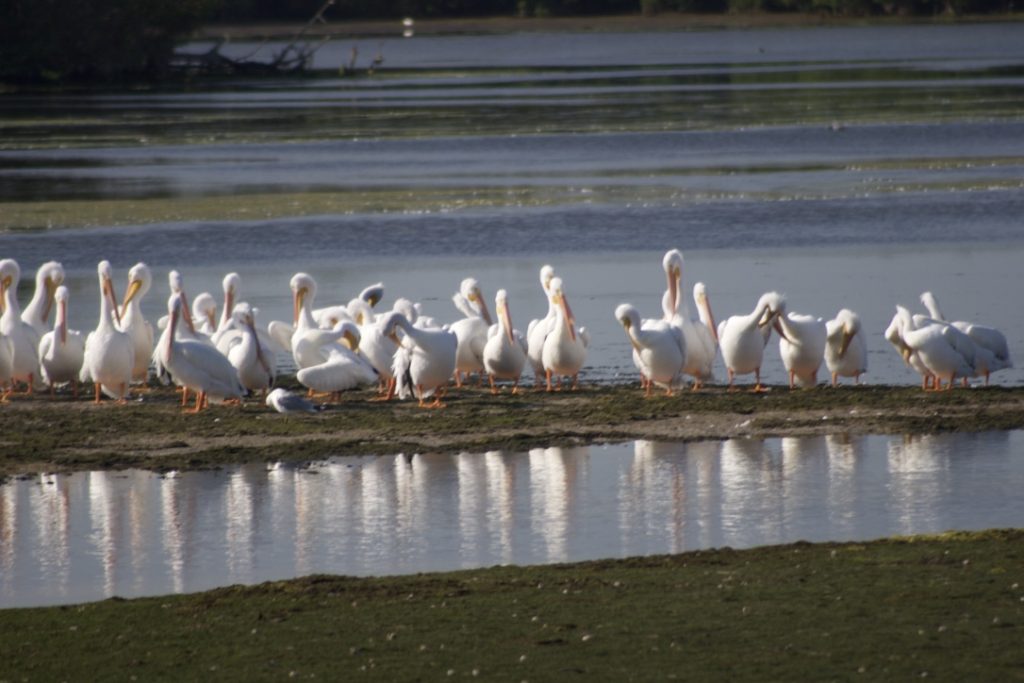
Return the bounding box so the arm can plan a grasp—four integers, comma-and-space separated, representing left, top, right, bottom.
266, 388, 319, 414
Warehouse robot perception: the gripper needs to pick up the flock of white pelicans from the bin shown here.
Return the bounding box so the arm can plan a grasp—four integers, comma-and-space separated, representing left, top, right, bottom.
0, 249, 1013, 412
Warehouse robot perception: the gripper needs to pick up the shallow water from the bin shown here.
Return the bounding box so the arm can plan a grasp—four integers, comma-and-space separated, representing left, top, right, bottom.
3, 431, 1022, 608
1, 24, 1022, 386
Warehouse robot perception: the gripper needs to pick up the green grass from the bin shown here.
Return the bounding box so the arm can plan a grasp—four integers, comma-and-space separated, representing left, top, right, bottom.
1, 530, 1022, 680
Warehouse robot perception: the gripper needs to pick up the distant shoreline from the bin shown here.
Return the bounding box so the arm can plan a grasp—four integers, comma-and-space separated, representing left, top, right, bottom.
194, 11, 1024, 40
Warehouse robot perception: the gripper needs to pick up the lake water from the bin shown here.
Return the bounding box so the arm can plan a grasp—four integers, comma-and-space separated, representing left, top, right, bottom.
1, 24, 1023, 607
1, 23, 1022, 386
2, 431, 1022, 608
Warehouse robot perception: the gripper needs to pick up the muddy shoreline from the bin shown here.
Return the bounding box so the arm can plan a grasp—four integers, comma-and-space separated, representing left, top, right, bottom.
3, 383, 1023, 479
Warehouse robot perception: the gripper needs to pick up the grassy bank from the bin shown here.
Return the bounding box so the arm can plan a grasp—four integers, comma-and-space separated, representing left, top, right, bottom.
2, 383, 1024, 479
1, 529, 1021, 680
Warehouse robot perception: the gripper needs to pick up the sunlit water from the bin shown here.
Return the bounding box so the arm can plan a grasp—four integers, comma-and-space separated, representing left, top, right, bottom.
1, 24, 1022, 385
2, 431, 1023, 608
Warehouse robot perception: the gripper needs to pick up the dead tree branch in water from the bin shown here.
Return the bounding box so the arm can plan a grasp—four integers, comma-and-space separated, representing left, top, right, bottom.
171, 0, 337, 77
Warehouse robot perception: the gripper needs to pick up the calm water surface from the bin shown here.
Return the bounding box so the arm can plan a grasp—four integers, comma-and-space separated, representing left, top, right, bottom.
1, 24, 1021, 387
2, 431, 1022, 608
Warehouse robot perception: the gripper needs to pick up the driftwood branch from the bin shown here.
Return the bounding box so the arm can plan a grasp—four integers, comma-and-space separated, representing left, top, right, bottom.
172, 0, 339, 77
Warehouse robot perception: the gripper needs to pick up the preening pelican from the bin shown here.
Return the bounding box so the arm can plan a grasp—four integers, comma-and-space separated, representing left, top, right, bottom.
891, 305, 973, 390
717, 291, 786, 391
483, 289, 528, 393
224, 303, 275, 394
312, 281, 385, 328
776, 309, 827, 388
526, 265, 557, 386
347, 298, 399, 398
159, 293, 244, 411
80, 261, 134, 402
824, 309, 867, 386
21, 261, 64, 339
295, 321, 377, 398
541, 277, 588, 391
686, 282, 719, 387
885, 308, 933, 389
38, 286, 85, 396
266, 388, 318, 414
921, 291, 1012, 384
615, 303, 684, 396
119, 262, 154, 383
0, 259, 42, 391
191, 292, 218, 337
384, 311, 457, 408
450, 277, 492, 386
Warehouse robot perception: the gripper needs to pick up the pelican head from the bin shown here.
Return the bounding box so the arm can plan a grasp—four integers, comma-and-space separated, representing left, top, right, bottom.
290, 272, 316, 325
335, 320, 361, 352
549, 277, 576, 341
662, 249, 683, 316
192, 292, 217, 330
0, 259, 19, 311
36, 261, 65, 321
919, 291, 945, 321
98, 260, 122, 326
756, 291, 786, 327
392, 297, 417, 324
836, 308, 861, 357
222, 271, 240, 313
614, 303, 642, 352
122, 262, 152, 313
539, 265, 555, 292
461, 277, 492, 325
694, 282, 718, 343
359, 282, 385, 308
495, 288, 515, 342
379, 311, 409, 346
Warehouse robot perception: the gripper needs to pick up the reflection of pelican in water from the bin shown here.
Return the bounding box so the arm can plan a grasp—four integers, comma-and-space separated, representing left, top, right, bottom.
32, 473, 73, 596
457, 452, 488, 565
627, 440, 688, 554
485, 451, 517, 565
529, 446, 588, 562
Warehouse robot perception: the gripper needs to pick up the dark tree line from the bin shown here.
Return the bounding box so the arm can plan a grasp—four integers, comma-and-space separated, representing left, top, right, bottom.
1, 0, 1017, 83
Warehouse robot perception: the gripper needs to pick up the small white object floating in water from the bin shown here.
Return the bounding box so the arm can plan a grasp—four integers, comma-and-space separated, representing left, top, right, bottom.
266, 388, 320, 414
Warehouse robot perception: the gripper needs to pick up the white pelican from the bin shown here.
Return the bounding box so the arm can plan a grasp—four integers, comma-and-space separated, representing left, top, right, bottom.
295, 322, 377, 400
885, 308, 934, 390
776, 309, 827, 388
266, 388, 318, 414
21, 261, 65, 339
0, 259, 42, 392
383, 311, 457, 408
824, 309, 867, 386
483, 289, 528, 394
119, 262, 154, 383
159, 293, 244, 411
688, 282, 719, 388
891, 305, 973, 391
646, 251, 718, 389
614, 303, 684, 396
449, 277, 492, 386
526, 265, 557, 386
347, 298, 399, 398
191, 292, 218, 337
541, 277, 588, 391
38, 286, 85, 396
921, 291, 1012, 384
312, 281, 385, 328
224, 303, 275, 394
79, 261, 134, 403
717, 291, 786, 391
